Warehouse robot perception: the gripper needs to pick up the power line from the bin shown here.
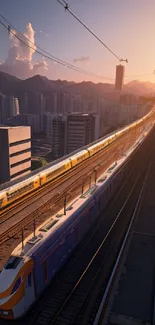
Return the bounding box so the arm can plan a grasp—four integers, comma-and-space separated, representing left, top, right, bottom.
0, 13, 154, 81
0, 14, 114, 81
56, 0, 128, 63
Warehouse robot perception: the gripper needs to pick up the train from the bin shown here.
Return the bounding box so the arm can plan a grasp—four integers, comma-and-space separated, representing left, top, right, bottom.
0, 122, 153, 320
0, 145, 131, 319
0, 108, 154, 210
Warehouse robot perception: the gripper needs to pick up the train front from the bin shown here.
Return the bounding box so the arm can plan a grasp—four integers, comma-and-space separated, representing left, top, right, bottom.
0, 255, 34, 319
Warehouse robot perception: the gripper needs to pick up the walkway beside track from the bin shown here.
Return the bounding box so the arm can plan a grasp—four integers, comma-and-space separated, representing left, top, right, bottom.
106, 160, 155, 325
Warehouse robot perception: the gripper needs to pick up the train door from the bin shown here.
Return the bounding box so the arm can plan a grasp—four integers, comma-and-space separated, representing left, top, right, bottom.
24, 272, 35, 311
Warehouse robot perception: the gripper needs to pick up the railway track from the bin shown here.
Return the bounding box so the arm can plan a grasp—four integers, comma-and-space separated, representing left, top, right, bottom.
93, 163, 150, 325
0, 145, 125, 269
0, 128, 139, 225
0, 132, 136, 238
0, 129, 144, 272
0, 145, 119, 243
38, 171, 147, 325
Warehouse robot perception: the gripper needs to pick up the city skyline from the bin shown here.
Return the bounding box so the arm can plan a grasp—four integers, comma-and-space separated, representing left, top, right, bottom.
0, 0, 155, 83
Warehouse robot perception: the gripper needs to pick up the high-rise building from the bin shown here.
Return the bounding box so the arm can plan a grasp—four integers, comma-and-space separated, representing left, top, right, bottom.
37, 93, 45, 115
115, 65, 125, 91
43, 112, 54, 138
67, 113, 96, 153
0, 126, 31, 184
26, 114, 40, 134
52, 115, 67, 159
0, 93, 6, 123
0, 95, 19, 123
6, 96, 19, 118
45, 93, 58, 114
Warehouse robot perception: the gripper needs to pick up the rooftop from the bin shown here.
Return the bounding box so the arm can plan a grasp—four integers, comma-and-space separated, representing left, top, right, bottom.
0, 125, 30, 130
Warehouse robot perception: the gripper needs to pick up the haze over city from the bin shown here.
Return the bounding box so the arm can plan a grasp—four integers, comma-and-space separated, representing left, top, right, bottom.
0, 0, 155, 83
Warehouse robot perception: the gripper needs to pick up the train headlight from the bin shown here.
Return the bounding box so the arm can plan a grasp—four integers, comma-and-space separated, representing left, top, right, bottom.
0, 309, 12, 316
2, 311, 9, 315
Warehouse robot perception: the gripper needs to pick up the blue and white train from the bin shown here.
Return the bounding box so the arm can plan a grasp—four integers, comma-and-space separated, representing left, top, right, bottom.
0, 125, 150, 320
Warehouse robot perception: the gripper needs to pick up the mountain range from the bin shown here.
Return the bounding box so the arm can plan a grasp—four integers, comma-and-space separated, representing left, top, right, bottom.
0, 71, 155, 98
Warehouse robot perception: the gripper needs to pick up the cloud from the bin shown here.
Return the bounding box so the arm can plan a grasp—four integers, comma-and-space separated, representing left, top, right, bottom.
73, 56, 91, 64
0, 23, 48, 79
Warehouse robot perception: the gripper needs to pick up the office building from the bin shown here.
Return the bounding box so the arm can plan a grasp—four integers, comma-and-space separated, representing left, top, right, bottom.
52, 115, 67, 159
67, 113, 96, 153
0, 126, 31, 183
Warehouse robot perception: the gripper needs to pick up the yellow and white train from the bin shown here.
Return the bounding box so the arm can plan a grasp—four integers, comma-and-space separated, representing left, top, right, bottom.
0, 109, 154, 210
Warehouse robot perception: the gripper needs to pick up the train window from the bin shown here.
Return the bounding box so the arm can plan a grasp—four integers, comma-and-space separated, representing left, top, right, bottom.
4, 256, 22, 269
11, 277, 21, 294
47, 165, 66, 180
7, 183, 34, 201
44, 261, 48, 283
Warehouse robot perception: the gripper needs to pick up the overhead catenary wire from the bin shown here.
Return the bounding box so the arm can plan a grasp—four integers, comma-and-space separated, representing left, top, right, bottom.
56, 0, 128, 63
0, 14, 114, 81
57, 1, 155, 79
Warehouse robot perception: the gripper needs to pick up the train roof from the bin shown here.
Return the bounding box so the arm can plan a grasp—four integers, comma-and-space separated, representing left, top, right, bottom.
12, 186, 97, 260
70, 149, 88, 157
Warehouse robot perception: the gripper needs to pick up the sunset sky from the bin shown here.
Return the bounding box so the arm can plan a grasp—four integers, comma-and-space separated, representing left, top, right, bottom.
0, 0, 155, 83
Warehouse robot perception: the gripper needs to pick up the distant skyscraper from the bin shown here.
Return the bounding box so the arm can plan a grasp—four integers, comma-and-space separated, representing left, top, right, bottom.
45, 93, 58, 114
0, 94, 19, 123
6, 96, 19, 117
115, 65, 124, 90
0, 126, 31, 183
43, 112, 54, 138
67, 113, 95, 153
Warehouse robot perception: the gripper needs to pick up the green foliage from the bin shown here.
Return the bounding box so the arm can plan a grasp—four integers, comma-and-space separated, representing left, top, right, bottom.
31, 157, 47, 170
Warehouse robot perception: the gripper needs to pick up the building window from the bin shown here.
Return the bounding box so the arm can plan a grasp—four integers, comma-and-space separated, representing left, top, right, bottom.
10, 157, 31, 168
10, 148, 31, 157
9, 139, 31, 147
11, 167, 31, 179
